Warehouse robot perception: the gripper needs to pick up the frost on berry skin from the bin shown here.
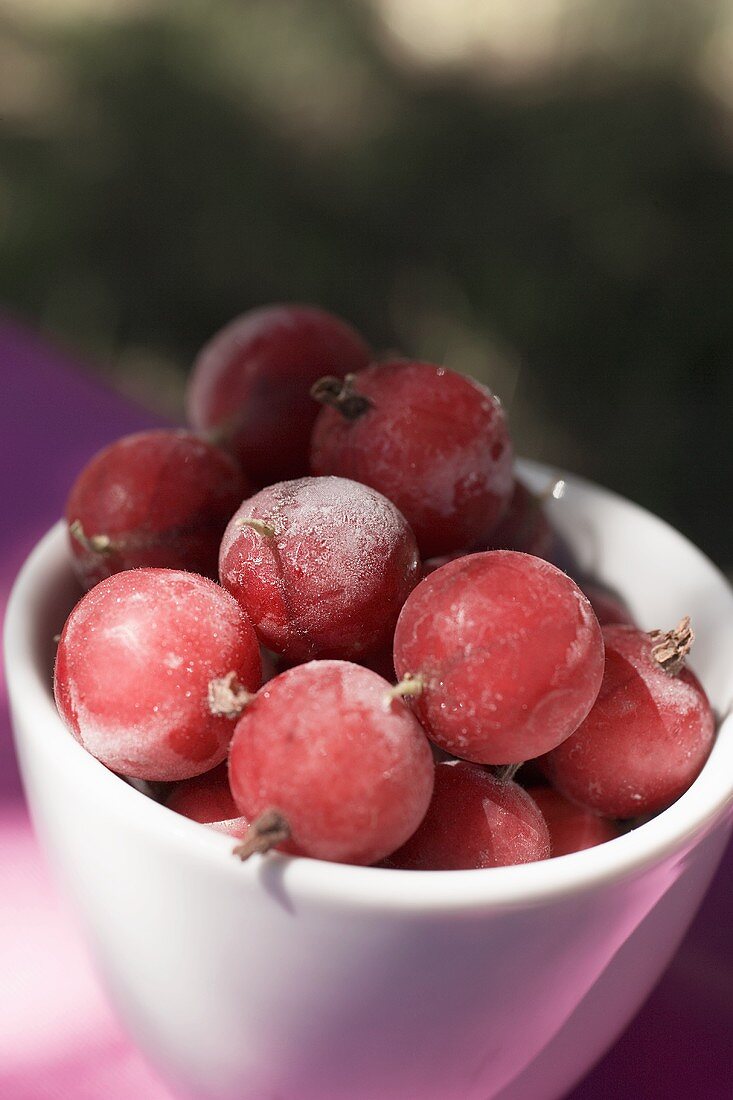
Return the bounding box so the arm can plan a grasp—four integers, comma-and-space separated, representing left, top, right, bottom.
54, 569, 262, 782
186, 304, 371, 487
228, 661, 435, 866
219, 476, 421, 662
382, 761, 551, 870
66, 429, 249, 591
525, 786, 619, 857
166, 764, 248, 838
310, 360, 514, 558
539, 623, 715, 819
393, 550, 605, 765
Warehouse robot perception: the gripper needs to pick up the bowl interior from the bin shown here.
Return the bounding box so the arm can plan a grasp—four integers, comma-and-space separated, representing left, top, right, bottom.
6, 460, 733, 909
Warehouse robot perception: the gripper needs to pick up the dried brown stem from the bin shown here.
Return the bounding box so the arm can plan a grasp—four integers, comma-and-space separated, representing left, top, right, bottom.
310, 373, 374, 421
649, 616, 694, 676
233, 809, 291, 860
207, 671, 255, 717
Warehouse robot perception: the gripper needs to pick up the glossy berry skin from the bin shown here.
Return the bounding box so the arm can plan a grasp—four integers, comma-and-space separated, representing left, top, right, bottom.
421, 551, 466, 577
66, 429, 249, 590
54, 569, 262, 782
393, 551, 604, 764
166, 764, 248, 838
228, 661, 434, 865
581, 583, 636, 628
486, 479, 554, 560
540, 625, 715, 819
187, 304, 370, 486
384, 762, 551, 870
310, 360, 514, 558
525, 786, 619, 857
420, 480, 554, 577
357, 644, 397, 683
219, 476, 420, 662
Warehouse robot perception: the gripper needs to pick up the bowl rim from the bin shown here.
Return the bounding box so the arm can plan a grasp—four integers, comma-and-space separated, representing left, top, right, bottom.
5, 462, 733, 913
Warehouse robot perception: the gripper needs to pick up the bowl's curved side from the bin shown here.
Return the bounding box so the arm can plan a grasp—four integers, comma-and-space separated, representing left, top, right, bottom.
7, 464, 733, 911
5, 465, 733, 1100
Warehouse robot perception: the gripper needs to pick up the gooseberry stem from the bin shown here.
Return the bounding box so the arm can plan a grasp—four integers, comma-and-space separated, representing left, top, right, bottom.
233, 809, 291, 860
649, 616, 694, 676
69, 519, 114, 555
493, 762, 524, 783
208, 671, 255, 717
311, 373, 374, 421
237, 517, 276, 538
383, 673, 424, 709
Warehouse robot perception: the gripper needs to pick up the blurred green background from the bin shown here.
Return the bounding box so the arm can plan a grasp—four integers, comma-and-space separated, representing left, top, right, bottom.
1, 0, 731, 567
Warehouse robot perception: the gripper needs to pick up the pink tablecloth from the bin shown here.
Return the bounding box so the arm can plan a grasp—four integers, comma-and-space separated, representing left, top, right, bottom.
1, 318, 731, 1098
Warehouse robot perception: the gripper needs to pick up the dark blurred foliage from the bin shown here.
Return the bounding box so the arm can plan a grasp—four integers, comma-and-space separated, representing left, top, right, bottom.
1, 0, 731, 565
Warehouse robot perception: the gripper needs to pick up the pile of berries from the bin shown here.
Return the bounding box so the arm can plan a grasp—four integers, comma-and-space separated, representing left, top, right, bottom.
53, 304, 716, 870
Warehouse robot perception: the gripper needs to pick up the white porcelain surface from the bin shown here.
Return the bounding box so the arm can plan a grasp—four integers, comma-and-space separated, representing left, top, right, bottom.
5, 461, 733, 1100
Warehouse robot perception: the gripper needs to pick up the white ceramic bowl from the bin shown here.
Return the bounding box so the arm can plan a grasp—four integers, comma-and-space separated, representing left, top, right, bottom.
5, 461, 733, 1100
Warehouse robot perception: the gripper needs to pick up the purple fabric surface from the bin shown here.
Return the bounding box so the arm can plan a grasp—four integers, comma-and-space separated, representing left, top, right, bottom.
569, 862, 733, 1098
1, 317, 731, 1098
0, 318, 166, 803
